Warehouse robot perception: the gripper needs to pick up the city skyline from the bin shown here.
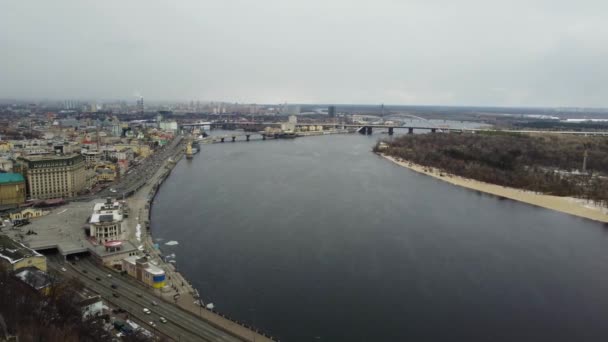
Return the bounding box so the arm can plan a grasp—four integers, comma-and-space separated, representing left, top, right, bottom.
1, 0, 607, 107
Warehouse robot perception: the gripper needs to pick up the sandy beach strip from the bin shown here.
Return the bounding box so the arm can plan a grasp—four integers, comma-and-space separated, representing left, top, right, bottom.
379, 153, 608, 223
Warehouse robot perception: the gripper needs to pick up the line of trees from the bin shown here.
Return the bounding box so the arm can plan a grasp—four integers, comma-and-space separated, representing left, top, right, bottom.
376, 132, 608, 207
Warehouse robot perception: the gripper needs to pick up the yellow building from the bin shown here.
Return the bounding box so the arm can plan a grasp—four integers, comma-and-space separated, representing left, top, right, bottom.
0, 235, 47, 272
95, 164, 117, 182
122, 256, 166, 289
113, 143, 152, 158
7, 207, 49, 221
0, 141, 11, 152
0, 173, 26, 206
137, 145, 152, 158
17, 154, 86, 200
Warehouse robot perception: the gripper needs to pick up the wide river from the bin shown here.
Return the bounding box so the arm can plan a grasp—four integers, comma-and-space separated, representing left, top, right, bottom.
151, 132, 608, 342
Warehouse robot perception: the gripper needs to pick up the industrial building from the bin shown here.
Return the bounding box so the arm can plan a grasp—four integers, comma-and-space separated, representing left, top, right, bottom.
0, 173, 26, 206
0, 235, 47, 272
122, 256, 166, 289
17, 154, 86, 200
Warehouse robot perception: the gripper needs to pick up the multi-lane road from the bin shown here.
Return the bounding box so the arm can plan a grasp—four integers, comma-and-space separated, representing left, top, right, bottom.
97, 136, 184, 199
70, 135, 185, 202
48, 256, 242, 342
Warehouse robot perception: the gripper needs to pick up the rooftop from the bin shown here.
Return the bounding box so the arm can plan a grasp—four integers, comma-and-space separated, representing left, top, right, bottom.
14, 267, 51, 290
0, 173, 25, 184
0, 234, 43, 264
123, 255, 165, 276
90, 210, 122, 224
78, 295, 102, 307
90, 199, 123, 223
19, 154, 82, 162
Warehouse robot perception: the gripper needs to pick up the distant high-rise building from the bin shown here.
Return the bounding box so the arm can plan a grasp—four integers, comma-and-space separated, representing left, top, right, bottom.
328, 105, 336, 118
284, 105, 300, 116
136, 97, 144, 115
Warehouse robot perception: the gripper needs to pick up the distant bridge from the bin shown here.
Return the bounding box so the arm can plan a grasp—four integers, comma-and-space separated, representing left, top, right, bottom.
181, 121, 608, 137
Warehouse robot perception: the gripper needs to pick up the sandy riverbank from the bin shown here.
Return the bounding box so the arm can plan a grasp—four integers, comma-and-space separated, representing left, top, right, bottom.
380, 153, 608, 223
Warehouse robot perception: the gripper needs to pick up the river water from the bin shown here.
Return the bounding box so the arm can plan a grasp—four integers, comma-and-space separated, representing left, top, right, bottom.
151, 132, 608, 342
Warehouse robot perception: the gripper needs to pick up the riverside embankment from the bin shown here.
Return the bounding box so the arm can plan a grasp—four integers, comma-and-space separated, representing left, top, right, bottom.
379, 153, 608, 223
126, 137, 275, 342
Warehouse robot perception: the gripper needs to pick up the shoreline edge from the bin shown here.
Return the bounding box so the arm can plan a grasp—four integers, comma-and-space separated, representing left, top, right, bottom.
378, 153, 608, 224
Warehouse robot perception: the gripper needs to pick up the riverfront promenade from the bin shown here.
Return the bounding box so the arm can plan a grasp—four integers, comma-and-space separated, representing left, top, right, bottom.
123, 136, 275, 342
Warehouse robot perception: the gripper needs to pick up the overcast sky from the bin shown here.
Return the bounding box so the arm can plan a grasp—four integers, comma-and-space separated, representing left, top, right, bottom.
1, 0, 607, 107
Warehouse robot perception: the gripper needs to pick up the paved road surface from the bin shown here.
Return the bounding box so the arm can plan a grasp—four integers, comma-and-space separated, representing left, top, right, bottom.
49, 256, 242, 342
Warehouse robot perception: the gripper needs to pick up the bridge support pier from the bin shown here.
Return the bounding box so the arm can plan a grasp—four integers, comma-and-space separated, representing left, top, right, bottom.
408, 127, 414, 134
232, 136, 236, 142
262, 135, 266, 140
246, 135, 250, 141
220, 137, 225, 143
431, 128, 436, 133
366, 126, 372, 135
274, 133, 279, 139
388, 127, 394, 135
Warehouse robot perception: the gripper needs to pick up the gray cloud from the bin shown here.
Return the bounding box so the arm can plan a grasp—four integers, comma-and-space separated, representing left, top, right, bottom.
1, 0, 607, 106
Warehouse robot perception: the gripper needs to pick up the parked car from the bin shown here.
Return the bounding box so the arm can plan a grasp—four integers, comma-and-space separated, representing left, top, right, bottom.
151, 300, 158, 306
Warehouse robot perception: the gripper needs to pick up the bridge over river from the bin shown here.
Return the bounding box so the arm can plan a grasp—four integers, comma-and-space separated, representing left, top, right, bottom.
183, 121, 608, 137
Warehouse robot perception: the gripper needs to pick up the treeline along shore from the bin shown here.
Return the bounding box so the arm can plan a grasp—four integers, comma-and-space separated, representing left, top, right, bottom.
376, 132, 608, 222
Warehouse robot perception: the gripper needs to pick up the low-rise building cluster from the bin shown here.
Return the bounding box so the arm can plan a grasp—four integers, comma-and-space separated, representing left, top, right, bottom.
0, 106, 179, 209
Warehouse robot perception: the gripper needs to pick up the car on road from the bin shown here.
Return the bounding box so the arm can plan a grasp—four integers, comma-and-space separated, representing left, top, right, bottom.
159, 317, 167, 324
148, 321, 157, 328
136, 293, 142, 298
107, 273, 112, 278
151, 300, 158, 306
82, 270, 88, 274
113, 293, 120, 298
142, 308, 151, 314
95, 277, 101, 281
111, 284, 118, 289
60, 267, 67, 272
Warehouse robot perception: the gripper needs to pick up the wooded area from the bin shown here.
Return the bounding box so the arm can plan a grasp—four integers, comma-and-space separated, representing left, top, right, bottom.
377, 132, 608, 207
0, 266, 151, 342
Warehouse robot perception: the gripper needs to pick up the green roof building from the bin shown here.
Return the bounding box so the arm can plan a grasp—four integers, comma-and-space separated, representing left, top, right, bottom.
0, 172, 26, 206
